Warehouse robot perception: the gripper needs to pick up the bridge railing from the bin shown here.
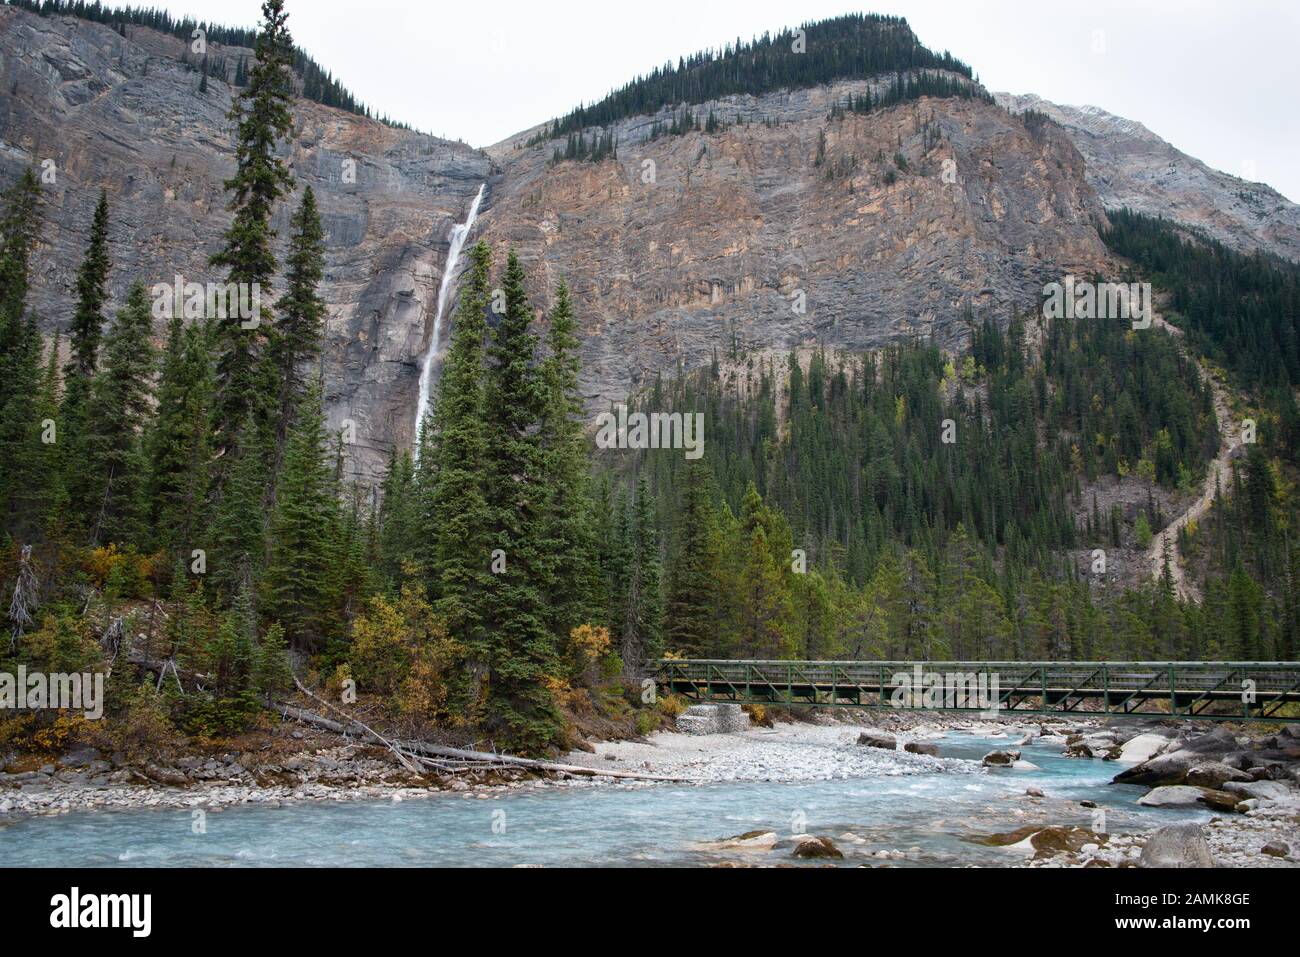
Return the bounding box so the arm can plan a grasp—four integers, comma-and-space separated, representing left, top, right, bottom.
651, 659, 1300, 720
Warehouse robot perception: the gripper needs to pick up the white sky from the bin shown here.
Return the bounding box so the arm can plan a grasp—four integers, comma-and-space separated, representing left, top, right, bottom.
155, 0, 1300, 201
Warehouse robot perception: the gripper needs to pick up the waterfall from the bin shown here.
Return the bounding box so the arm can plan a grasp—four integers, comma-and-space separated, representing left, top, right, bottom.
413, 182, 487, 453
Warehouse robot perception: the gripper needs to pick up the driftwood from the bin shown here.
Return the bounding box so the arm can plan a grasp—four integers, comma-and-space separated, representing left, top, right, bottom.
277, 693, 690, 783
292, 677, 421, 774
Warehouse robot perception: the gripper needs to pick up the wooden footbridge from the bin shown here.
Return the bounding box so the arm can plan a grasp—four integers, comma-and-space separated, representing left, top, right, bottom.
655, 660, 1300, 722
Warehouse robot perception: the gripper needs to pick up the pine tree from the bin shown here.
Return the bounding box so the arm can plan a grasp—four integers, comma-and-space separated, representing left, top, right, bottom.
621, 476, 664, 667
142, 315, 212, 556
266, 185, 326, 489
65, 189, 110, 394
0, 169, 42, 363
666, 462, 717, 657
539, 277, 597, 640
208, 0, 294, 470
82, 282, 156, 545
423, 240, 493, 669
208, 418, 268, 597
0, 314, 47, 540
482, 250, 562, 753
262, 379, 338, 651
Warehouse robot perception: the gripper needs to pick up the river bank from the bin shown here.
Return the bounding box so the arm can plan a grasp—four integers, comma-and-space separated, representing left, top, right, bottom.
2, 710, 1297, 868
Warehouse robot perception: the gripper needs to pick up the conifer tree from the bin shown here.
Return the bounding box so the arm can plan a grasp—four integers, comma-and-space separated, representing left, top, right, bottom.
0, 169, 42, 360
621, 476, 664, 667
208, 418, 268, 597
208, 0, 294, 469
267, 185, 326, 489
423, 241, 493, 668
482, 250, 562, 752
262, 378, 338, 651
65, 190, 111, 405
666, 462, 717, 657
83, 282, 156, 544
0, 314, 47, 540
142, 315, 213, 556
539, 277, 597, 639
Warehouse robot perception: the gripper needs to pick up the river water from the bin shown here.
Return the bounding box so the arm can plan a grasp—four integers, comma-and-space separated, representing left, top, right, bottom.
0, 735, 1207, 867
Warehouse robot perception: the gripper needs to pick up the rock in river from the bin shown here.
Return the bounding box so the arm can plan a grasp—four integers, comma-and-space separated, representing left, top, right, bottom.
1139, 824, 1215, 868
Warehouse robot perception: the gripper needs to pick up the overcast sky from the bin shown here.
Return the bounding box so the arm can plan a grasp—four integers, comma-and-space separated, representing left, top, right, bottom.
155, 0, 1300, 201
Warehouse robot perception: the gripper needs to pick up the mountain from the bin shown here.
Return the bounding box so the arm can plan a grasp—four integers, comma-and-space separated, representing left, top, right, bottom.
995, 92, 1300, 263
0, 5, 488, 482
1, 4, 1292, 485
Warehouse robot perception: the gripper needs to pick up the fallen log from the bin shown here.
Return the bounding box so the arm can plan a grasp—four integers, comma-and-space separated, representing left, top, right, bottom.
292, 677, 421, 774
277, 694, 691, 783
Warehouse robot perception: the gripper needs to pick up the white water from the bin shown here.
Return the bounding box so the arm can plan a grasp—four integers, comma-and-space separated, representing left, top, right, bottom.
413, 183, 487, 453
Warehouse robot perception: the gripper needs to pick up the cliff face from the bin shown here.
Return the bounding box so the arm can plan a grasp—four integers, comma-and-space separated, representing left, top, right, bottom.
0, 8, 490, 482
9, 7, 1274, 487
479, 78, 1112, 411
995, 92, 1300, 263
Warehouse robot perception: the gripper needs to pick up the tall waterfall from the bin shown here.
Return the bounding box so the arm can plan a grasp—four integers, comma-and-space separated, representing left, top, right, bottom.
413, 183, 487, 453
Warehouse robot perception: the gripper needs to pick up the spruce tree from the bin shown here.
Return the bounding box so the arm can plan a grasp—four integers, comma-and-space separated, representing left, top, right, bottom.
482, 250, 562, 753
666, 462, 717, 657
82, 282, 156, 545
266, 185, 326, 492
0, 169, 42, 362
262, 378, 338, 651
0, 314, 47, 540
142, 315, 213, 555
424, 241, 493, 670
208, 0, 294, 470
65, 189, 111, 400
208, 418, 268, 597
539, 277, 597, 641
622, 476, 664, 667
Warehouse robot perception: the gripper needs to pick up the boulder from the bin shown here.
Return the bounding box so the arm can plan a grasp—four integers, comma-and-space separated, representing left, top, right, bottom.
1260, 841, 1290, 859
1026, 786, 1045, 797
1063, 743, 1094, 759
976, 825, 1106, 860
857, 731, 897, 750
1137, 785, 1208, 808
792, 836, 844, 860
1221, 780, 1300, 804
1180, 727, 1238, 756
58, 747, 102, 769
982, 749, 1021, 767
1196, 789, 1245, 813
1117, 733, 1171, 765
697, 830, 778, 851
1186, 762, 1253, 789
903, 741, 939, 756
1139, 824, 1215, 868
142, 764, 189, 787
1111, 749, 1201, 786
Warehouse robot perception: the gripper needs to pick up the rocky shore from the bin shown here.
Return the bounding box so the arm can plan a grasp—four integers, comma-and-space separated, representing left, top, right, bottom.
565, 709, 1300, 868
4, 710, 1297, 869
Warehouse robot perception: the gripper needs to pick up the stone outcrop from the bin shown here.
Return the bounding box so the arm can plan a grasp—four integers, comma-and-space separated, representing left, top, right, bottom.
996, 93, 1300, 263
481, 77, 1111, 420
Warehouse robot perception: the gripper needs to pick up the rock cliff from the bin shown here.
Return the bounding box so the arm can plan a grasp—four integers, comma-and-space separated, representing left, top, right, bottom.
4, 6, 1292, 486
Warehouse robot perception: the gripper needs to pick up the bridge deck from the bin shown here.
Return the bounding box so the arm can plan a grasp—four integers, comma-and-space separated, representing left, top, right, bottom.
655, 660, 1300, 722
